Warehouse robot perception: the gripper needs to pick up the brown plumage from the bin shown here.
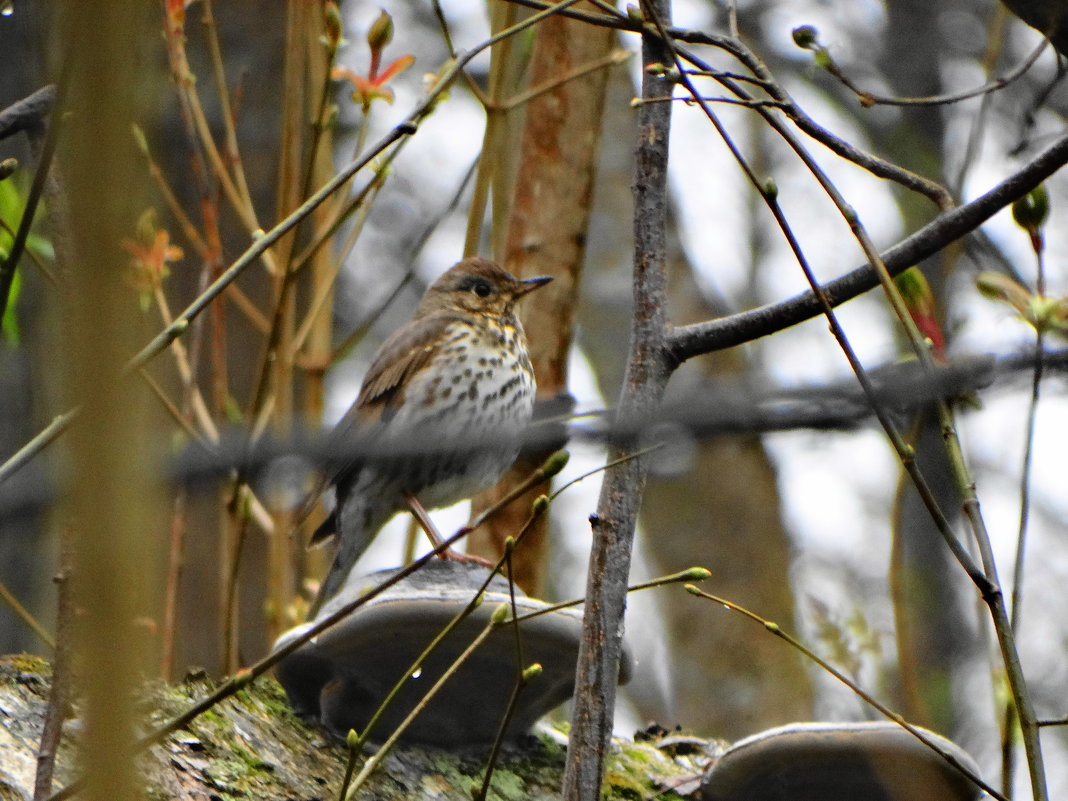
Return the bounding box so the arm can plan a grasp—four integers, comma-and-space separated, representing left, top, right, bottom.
311, 257, 551, 609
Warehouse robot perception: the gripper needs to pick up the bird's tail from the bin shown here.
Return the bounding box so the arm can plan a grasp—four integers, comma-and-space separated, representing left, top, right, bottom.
308, 510, 337, 548
307, 495, 388, 617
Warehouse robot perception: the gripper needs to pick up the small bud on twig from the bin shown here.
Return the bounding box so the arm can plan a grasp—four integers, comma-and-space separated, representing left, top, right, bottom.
490, 603, 511, 625
541, 450, 570, 478
323, 2, 343, 52
1012, 184, 1049, 255
1012, 185, 1049, 232
366, 9, 394, 53
792, 25, 819, 49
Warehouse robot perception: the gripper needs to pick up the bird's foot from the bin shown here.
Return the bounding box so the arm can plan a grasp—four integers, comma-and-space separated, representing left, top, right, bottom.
437, 548, 495, 568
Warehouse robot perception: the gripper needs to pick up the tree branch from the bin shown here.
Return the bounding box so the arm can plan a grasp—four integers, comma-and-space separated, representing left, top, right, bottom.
666, 129, 1068, 362
562, 2, 676, 798
0, 85, 62, 324
5, 348, 1065, 524
0, 85, 56, 141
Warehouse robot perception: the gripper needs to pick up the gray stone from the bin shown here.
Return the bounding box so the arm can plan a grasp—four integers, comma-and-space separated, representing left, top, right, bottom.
274, 560, 631, 746
700, 721, 985, 801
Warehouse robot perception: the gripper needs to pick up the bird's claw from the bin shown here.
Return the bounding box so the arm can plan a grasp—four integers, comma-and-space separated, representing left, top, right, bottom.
437, 548, 494, 568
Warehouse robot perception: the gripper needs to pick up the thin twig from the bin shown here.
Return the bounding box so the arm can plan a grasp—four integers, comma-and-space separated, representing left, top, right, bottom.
0, 215, 58, 286
513, 567, 711, 624
563, 2, 675, 797
200, 0, 256, 219
159, 491, 188, 682
824, 35, 1048, 109
317, 157, 478, 364
510, 0, 954, 207
475, 530, 542, 801
1002, 241, 1049, 795
632, 94, 789, 110
1037, 717, 1068, 727
951, 7, 1011, 196
689, 41, 953, 206
343, 618, 502, 799
1009, 343, 1044, 621
0, 410, 80, 487
0, 579, 54, 648
673, 32, 1049, 796
686, 586, 1007, 801
674, 56, 988, 581
32, 541, 73, 801
463, 0, 521, 258
0, 87, 61, 323
290, 158, 398, 353
1010, 227, 1048, 629
498, 48, 631, 111
138, 368, 211, 449
665, 129, 1068, 362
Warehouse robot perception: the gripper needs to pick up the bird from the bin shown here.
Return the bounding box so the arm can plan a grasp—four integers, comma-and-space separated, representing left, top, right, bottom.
309, 257, 552, 611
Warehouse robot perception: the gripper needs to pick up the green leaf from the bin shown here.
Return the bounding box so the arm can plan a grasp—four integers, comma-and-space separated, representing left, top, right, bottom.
2, 269, 21, 345
976, 271, 1031, 316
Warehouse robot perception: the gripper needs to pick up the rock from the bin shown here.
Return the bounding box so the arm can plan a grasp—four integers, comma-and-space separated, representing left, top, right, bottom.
699, 721, 984, 801
274, 560, 631, 746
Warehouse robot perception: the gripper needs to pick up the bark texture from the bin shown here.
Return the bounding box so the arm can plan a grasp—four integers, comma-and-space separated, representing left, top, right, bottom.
0, 656, 707, 801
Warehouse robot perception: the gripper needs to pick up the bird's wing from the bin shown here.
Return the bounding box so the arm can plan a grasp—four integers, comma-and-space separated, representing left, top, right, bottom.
308, 313, 462, 548
358, 316, 450, 422
309, 309, 454, 551
341, 311, 460, 430
321, 311, 458, 481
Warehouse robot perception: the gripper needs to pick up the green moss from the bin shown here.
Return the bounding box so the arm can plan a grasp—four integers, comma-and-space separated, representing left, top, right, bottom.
194, 739, 276, 801
601, 769, 647, 800
248, 677, 299, 721
2, 653, 52, 675
534, 729, 567, 760
196, 706, 226, 728
602, 741, 686, 801
2, 655, 704, 799
427, 750, 455, 773
473, 767, 526, 800
230, 741, 274, 774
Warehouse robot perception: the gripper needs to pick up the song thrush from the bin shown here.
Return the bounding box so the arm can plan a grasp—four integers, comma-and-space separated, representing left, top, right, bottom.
311, 257, 551, 608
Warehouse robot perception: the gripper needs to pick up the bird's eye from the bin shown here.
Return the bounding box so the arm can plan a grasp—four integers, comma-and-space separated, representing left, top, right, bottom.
472, 279, 492, 298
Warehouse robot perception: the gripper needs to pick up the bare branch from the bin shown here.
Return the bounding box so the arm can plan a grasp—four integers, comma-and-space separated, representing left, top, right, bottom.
562, 2, 676, 798
666, 129, 1068, 363
0, 86, 56, 141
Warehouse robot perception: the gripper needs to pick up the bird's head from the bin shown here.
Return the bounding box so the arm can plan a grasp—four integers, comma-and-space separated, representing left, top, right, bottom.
418, 257, 552, 317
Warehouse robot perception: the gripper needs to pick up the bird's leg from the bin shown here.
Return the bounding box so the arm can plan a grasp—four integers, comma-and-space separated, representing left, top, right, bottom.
402, 492, 441, 544
402, 492, 493, 566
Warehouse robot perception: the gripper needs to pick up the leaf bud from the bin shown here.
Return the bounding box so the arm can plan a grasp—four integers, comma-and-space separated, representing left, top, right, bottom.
366, 9, 394, 53
792, 25, 819, 49
1011, 184, 1049, 232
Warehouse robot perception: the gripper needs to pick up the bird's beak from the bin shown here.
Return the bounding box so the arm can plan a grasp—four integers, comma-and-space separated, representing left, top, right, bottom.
514, 275, 553, 298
